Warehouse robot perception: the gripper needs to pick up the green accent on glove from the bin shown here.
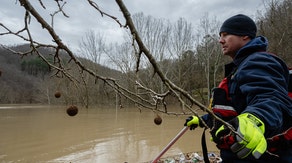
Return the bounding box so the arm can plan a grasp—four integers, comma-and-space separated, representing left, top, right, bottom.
184, 116, 200, 130
215, 113, 266, 159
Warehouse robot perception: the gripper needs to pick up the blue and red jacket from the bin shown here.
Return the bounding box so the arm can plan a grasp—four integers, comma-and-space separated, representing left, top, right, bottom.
204, 36, 292, 139
199, 36, 292, 161
227, 36, 292, 137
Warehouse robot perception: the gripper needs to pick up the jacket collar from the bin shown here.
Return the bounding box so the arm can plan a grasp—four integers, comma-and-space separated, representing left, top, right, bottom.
224, 36, 268, 77
233, 36, 268, 66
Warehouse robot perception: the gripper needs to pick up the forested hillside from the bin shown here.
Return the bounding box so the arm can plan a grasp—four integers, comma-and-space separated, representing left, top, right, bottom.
0, 0, 291, 109
0, 45, 124, 106
0, 45, 44, 103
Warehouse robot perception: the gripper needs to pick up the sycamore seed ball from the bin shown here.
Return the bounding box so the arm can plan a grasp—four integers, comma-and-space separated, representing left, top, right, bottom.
67, 105, 78, 116
55, 91, 61, 98
154, 115, 162, 125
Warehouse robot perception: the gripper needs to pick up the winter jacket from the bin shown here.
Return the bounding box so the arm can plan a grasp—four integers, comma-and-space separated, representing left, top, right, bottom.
199, 36, 292, 161
224, 36, 292, 137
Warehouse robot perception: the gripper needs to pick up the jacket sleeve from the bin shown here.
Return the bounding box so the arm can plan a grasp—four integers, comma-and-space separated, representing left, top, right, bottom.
233, 53, 292, 137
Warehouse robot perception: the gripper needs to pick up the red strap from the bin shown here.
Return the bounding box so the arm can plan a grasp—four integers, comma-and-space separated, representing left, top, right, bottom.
217, 135, 236, 149
218, 77, 231, 100
288, 92, 292, 98
284, 127, 292, 140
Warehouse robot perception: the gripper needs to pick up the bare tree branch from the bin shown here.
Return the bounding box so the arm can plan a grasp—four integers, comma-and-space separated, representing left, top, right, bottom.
115, 0, 237, 133
1, 0, 239, 135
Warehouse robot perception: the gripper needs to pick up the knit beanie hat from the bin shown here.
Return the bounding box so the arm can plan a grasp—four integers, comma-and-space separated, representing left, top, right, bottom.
219, 14, 257, 39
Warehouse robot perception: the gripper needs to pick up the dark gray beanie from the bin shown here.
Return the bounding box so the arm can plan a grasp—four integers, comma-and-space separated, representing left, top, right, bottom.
219, 14, 257, 39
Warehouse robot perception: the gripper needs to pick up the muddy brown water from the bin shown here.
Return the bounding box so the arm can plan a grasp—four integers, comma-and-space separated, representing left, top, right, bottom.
0, 105, 218, 162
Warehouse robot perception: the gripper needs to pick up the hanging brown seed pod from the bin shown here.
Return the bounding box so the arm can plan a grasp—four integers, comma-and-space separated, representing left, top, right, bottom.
66, 105, 78, 116
154, 114, 162, 125
54, 91, 61, 98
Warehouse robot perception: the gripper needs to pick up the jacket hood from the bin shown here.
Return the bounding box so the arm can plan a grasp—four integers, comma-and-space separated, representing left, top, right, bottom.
233, 36, 268, 65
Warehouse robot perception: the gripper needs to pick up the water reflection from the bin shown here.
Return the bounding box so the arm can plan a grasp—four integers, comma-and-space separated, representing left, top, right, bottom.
0, 105, 217, 162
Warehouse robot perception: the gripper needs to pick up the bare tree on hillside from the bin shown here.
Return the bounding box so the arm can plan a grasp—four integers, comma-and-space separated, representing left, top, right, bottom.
130, 13, 172, 95
196, 14, 222, 102
168, 18, 196, 92
78, 30, 107, 107
258, 0, 292, 64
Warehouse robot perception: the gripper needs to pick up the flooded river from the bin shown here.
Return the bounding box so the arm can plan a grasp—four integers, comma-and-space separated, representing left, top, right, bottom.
0, 105, 217, 162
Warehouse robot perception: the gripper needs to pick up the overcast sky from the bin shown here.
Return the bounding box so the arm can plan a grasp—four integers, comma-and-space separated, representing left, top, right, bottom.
0, 0, 266, 51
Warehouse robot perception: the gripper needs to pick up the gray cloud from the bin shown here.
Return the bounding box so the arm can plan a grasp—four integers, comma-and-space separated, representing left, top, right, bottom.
0, 0, 266, 50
